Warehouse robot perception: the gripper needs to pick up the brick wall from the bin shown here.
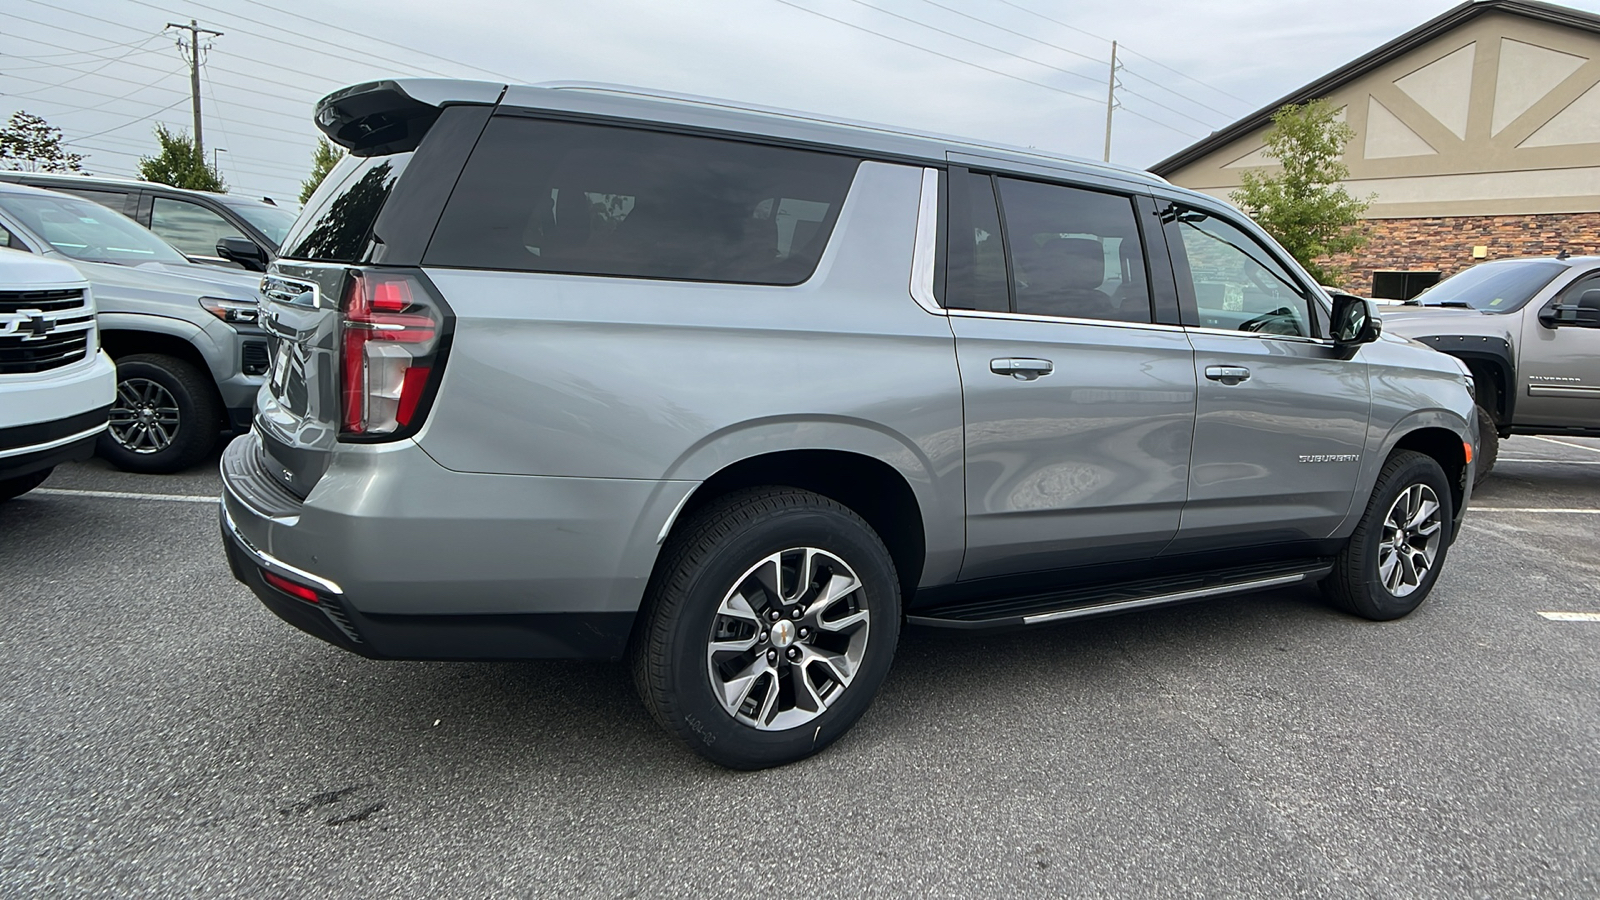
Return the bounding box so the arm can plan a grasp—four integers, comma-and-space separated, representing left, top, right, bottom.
1323, 212, 1600, 295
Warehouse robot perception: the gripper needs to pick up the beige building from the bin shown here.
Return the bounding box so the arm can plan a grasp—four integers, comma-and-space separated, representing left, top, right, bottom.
1151, 0, 1600, 298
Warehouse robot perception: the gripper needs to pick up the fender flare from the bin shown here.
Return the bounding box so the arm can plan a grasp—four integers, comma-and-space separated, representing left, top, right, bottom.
1412, 335, 1515, 425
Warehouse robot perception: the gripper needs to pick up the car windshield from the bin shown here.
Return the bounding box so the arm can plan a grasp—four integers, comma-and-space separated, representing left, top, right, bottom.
220, 199, 296, 248
0, 191, 187, 265
1410, 259, 1568, 311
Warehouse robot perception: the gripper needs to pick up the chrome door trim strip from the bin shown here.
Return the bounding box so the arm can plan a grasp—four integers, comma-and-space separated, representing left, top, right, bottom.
1183, 325, 1335, 346
909, 167, 944, 316
947, 308, 1188, 334
1021, 572, 1313, 625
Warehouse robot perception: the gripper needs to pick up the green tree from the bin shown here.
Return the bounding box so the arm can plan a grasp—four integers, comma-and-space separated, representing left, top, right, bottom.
298, 137, 343, 204
137, 124, 225, 192
1229, 99, 1369, 284
0, 111, 86, 173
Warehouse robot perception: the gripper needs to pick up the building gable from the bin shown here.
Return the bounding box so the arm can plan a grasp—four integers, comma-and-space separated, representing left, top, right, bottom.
1154, 1, 1600, 219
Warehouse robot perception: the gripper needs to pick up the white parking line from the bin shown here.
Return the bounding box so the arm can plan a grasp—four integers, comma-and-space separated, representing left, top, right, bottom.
1538, 611, 1600, 622
30, 488, 216, 504
1530, 436, 1600, 455
1470, 507, 1600, 514
1498, 458, 1600, 465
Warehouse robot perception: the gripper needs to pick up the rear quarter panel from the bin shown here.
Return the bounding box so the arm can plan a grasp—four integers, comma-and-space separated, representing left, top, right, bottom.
417, 161, 966, 584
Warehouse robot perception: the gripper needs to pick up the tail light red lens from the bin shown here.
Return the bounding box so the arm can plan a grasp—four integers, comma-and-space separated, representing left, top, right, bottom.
263, 570, 320, 603
339, 270, 449, 438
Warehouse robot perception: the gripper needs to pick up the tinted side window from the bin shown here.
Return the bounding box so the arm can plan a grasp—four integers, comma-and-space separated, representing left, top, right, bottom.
996, 178, 1152, 323
150, 198, 247, 261
280, 153, 413, 263
944, 172, 1008, 312
1174, 209, 1310, 337
425, 117, 860, 285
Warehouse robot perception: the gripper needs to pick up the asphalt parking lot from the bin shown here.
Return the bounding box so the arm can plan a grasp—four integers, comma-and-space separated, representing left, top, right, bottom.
2, 437, 1597, 898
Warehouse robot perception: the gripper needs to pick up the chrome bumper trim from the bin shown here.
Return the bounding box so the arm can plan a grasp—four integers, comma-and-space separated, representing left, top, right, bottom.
0, 422, 106, 460
220, 500, 345, 595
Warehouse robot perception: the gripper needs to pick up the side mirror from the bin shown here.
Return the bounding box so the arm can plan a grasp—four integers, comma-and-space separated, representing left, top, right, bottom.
1539, 288, 1600, 329
216, 236, 268, 272
1330, 292, 1381, 349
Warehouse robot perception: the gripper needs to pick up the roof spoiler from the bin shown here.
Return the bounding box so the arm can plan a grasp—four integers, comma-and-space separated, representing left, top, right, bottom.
315, 79, 505, 156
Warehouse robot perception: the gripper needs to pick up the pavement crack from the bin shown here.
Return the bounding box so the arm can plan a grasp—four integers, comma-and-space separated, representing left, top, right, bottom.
326, 802, 386, 826
280, 783, 369, 816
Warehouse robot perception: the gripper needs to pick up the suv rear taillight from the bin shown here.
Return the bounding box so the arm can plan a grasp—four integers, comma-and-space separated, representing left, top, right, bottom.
339, 269, 451, 439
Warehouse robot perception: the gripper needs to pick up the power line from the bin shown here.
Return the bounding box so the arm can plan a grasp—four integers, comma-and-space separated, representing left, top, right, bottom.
73, 95, 188, 140
897, 0, 1228, 128
987, 0, 1252, 107
843, 0, 1105, 90
768, 0, 1198, 138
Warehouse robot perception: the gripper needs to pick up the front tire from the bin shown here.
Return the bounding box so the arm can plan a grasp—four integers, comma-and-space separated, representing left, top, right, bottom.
0, 467, 52, 502
97, 354, 221, 474
1324, 450, 1454, 620
1473, 404, 1499, 485
631, 488, 901, 769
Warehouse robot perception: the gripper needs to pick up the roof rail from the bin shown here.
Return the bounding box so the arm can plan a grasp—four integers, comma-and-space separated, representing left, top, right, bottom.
535, 81, 1164, 183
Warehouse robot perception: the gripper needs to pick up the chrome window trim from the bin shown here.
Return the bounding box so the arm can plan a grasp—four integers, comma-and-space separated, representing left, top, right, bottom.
1183, 324, 1334, 346
909, 167, 944, 316
947, 308, 1186, 334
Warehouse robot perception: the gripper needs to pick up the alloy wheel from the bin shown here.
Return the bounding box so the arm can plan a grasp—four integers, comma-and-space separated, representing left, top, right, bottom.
108, 377, 181, 454
1378, 483, 1443, 597
706, 547, 871, 731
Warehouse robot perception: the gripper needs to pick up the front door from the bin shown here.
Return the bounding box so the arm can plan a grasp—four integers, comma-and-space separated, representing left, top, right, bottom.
1161, 204, 1370, 552
1519, 272, 1600, 428
948, 170, 1196, 580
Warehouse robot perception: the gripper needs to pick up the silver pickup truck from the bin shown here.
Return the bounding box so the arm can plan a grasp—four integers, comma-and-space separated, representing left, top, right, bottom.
1382, 255, 1600, 481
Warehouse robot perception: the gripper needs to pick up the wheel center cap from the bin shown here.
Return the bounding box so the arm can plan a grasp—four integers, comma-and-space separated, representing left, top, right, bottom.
771, 619, 798, 648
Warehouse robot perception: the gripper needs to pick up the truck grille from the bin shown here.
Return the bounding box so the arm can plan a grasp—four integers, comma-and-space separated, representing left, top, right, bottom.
0, 288, 87, 314
0, 328, 89, 374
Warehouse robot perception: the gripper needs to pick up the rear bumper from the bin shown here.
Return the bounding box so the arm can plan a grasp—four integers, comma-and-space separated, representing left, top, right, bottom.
218, 433, 693, 660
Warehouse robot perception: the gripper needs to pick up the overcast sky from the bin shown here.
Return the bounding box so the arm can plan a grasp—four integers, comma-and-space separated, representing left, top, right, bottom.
5, 0, 1600, 206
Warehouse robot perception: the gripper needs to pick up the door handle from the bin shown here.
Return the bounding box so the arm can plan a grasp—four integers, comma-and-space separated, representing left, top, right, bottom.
991, 358, 1054, 381
1204, 365, 1251, 385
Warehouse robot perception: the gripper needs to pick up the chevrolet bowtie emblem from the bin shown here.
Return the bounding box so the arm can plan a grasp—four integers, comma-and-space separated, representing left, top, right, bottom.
26, 313, 51, 337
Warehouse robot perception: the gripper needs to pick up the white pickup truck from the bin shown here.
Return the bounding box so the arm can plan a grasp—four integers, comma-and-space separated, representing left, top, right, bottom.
0, 248, 115, 501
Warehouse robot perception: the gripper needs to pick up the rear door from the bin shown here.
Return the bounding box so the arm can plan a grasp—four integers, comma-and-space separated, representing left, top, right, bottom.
1160, 200, 1370, 552
947, 168, 1196, 579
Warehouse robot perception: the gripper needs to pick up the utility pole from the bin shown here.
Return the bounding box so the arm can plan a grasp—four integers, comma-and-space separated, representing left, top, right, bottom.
1103, 40, 1119, 163
165, 19, 222, 158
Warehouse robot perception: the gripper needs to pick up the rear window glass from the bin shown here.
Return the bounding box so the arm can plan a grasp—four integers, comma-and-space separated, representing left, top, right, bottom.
279, 152, 412, 262
424, 116, 860, 285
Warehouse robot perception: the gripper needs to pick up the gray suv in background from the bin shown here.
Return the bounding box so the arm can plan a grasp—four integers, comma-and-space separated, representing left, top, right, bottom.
0, 183, 267, 472
220, 80, 1477, 769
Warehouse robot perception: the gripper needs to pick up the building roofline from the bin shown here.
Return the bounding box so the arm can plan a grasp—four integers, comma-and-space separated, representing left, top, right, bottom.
1147, 0, 1600, 175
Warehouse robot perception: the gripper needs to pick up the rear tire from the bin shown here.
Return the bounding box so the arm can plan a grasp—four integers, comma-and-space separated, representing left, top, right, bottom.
97, 354, 220, 474
631, 488, 900, 769
1324, 450, 1453, 621
1473, 404, 1498, 485
0, 467, 52, 502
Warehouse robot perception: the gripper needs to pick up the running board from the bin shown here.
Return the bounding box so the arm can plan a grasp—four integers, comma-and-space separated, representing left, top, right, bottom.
907, 559, 1334, 630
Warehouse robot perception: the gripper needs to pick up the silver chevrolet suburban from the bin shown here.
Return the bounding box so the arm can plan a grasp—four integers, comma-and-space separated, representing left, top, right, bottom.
220, 80, 1477, 769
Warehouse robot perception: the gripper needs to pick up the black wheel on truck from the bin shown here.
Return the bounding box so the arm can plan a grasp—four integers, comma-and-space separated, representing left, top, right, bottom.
97, 353, 221, 474
631, 488, 901, 769
1323, 450, 1454, 621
